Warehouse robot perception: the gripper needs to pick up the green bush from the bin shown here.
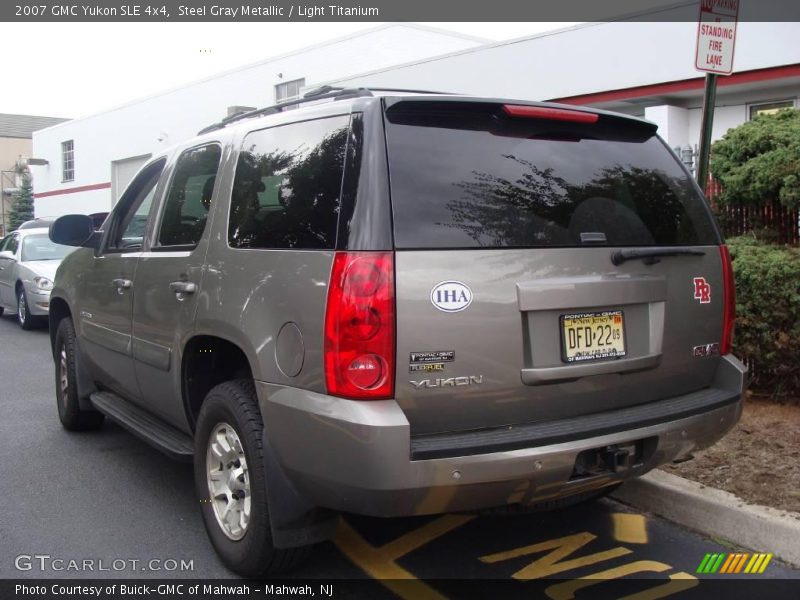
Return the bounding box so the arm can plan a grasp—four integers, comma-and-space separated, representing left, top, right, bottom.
727, 236, 800, 398
710, 108, 800, 211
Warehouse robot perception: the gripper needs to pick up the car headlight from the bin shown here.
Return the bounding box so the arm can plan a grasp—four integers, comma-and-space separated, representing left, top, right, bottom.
33, 276, 54, 291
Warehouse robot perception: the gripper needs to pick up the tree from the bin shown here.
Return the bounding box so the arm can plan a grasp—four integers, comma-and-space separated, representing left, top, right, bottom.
710, 108, 800, 210
8, 172, 34, 231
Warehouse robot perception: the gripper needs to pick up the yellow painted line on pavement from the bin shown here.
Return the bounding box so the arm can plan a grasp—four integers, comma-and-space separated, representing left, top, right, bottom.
544, 560, 673, 600
381, 514, 476, 559
480, 531, 632, 579
335, 514, 475, 600
612, 513, 649, 544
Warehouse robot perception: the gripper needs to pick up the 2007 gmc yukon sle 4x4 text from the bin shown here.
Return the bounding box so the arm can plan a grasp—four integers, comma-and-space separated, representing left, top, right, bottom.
47, 88, 745, 576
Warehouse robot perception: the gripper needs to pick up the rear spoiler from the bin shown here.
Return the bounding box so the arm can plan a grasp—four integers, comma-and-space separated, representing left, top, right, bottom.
384, 98, 658, 143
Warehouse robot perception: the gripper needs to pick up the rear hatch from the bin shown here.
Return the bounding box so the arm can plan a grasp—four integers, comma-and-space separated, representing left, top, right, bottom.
384, 98, 725, 435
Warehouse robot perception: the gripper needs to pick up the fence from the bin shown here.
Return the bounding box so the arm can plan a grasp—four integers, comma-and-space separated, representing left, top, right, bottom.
715, 200, 800, 245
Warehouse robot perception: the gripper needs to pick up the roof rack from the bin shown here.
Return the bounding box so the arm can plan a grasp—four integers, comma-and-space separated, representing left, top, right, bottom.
197, 87, 371, 135
196, 86, 455, 135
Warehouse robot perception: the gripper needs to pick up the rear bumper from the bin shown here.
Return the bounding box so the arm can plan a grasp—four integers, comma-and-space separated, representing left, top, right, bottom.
258, 355, 746, 517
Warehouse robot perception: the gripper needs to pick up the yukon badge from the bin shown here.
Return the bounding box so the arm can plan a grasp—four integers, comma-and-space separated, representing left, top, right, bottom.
410, 376, 484, 389
430, 281, 473, 312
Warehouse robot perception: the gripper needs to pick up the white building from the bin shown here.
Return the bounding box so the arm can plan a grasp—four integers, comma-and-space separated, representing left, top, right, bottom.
30, 24, 485, 216
32, 21, 800, 217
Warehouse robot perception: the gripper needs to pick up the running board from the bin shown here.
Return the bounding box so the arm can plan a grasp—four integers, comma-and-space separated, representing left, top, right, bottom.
90, 391, 194, 462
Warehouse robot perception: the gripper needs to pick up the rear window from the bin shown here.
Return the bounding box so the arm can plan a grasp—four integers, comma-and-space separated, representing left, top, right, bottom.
385, 102, 718, 249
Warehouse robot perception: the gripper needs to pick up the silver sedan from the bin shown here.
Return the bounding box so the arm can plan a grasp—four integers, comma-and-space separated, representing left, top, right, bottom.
0, 227, 75, 330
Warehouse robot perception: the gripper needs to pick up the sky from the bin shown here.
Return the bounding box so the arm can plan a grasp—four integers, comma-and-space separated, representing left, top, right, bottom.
0, 22, 576, 119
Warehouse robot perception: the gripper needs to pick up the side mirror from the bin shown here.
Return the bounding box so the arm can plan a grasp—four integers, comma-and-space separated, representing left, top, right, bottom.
49, 214, 100, 249
0, 250, 14, 260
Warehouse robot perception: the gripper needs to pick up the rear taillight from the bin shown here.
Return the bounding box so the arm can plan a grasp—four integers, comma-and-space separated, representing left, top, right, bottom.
324, 252, 395, 400
502, 104, 599, 123
720, 244, 736, 355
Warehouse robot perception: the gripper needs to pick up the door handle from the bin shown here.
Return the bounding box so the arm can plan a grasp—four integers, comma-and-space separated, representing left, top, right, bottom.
169, 281, 197, 295
112, 278, 132, 292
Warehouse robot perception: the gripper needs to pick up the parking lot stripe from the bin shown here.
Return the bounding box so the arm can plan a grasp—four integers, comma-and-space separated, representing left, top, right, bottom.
612, 513, 648, 544
544, 560, 688, 600
380, 515, 476, 560
480, 532, 632, 579
335, 516, 475, 600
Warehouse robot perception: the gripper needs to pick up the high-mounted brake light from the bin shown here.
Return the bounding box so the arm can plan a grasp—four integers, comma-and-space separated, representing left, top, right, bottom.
502, 104, 599, 124
719, 245, 736, 355
325, 252, 395, 400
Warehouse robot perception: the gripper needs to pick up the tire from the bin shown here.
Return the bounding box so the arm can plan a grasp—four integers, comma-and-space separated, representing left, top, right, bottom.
17, 286, 38, 330
194, 379, 312, 577
54, 318, 105, 431
480, 483, 621, 515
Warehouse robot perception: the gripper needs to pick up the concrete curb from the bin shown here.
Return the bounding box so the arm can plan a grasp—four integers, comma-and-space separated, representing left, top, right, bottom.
611, 469, 800, 567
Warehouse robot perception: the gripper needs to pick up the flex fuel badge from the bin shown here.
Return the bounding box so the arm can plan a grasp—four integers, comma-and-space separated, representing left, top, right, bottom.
410, 363, 445, 373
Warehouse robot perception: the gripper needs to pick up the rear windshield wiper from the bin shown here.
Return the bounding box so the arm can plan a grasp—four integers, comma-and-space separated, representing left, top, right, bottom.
611, 247, 706, 266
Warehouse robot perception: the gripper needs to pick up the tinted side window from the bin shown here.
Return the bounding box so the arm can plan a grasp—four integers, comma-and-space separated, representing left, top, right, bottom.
108, 159, 165, 251
229, 115, 350, 250
385, 104, 718, 249
6, 234, 19, 254
158, 145, 222, 248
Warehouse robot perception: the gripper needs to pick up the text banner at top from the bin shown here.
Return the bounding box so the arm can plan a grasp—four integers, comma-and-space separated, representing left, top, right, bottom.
3, 0, 800, 22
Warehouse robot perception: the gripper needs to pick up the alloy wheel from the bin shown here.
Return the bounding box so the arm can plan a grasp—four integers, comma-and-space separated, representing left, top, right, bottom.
206, 422, 251, 541
17, 290, 26, 325
59, 347, 69, 406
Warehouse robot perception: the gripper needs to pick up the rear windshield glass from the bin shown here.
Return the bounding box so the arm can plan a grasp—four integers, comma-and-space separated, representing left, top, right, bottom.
385, 103, 718, 249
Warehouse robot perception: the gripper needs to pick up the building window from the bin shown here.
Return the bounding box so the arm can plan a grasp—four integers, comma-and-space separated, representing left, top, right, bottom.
749, 100, 795, 120
61, 140, 75, 182
275, 78, 305, 108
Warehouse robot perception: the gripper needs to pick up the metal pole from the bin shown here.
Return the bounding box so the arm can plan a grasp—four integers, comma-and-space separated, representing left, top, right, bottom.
696, 73, 718, 195
0, 170, 8, 237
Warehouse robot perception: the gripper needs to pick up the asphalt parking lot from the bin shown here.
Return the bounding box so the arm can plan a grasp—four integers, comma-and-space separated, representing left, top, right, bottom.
0, 313, 797, 599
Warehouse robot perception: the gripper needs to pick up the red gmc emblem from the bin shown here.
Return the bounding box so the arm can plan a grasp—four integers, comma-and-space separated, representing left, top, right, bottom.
693, 277, 711, 304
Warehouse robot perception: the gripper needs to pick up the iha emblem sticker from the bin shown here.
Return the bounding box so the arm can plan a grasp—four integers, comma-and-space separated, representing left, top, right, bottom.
693, 277, 711, 304
430, 281, 473, 312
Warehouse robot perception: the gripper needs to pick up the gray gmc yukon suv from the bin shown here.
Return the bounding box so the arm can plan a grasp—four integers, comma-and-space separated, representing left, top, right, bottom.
48, 88, 746, 576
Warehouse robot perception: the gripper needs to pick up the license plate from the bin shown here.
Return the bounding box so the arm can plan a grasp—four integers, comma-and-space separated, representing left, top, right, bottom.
561, 310, 626, 363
